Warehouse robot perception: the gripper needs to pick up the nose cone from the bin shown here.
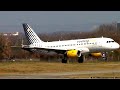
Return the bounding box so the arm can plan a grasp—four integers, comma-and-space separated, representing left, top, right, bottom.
115, 43, 120, 49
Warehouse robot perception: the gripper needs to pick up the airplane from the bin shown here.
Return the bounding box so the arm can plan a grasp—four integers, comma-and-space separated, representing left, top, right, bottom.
21, 23, 120, 63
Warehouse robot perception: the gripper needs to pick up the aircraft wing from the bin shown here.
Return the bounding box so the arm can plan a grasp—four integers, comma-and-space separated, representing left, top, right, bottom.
22, 46, 89, 54
22, 47, 66, 54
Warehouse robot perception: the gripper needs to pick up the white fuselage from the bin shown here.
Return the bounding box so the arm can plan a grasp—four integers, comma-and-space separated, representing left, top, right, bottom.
29, 37, 120, 54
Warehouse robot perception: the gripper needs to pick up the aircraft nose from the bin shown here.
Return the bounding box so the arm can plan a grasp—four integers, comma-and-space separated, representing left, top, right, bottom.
116, 43, 120, 49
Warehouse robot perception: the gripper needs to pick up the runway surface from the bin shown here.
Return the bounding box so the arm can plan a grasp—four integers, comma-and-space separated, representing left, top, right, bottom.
1, 70, 120, 79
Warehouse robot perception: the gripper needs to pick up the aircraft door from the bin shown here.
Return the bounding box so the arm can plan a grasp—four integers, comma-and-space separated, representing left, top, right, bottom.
97, 41, 102, 47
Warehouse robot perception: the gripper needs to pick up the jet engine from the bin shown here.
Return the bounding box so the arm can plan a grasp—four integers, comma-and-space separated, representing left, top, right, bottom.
66, 50, 81, 58
90, 52, 102, 57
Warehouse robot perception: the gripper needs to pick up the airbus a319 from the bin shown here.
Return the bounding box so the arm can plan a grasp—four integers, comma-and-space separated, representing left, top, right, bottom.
22, 23, 120, 63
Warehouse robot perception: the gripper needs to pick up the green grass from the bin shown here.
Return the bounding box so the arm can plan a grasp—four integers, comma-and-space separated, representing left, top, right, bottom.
0, 60, 120, 76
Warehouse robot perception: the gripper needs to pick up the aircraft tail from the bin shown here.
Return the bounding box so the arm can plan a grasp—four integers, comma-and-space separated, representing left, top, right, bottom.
22, 23, 43, 45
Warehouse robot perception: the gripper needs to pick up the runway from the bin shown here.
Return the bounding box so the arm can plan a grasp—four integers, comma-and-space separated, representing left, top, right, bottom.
1, 70, 120, 79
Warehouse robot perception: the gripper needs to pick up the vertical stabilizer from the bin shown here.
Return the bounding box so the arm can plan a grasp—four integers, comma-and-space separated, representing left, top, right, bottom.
22, 23, 43, 45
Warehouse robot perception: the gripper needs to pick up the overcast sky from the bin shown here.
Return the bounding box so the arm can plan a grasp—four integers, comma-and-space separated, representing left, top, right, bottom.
0, 11, 120, 33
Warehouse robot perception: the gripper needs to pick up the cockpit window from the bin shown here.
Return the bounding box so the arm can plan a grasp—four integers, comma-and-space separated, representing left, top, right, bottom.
107, 41, 115, 43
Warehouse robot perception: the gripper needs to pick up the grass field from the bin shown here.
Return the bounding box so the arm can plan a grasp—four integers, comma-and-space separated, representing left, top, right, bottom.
0, 60, 120, 78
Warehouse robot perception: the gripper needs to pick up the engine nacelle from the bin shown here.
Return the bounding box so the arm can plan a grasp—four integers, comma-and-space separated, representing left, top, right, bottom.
90, 52, 102, 57
66, 50, 80, 58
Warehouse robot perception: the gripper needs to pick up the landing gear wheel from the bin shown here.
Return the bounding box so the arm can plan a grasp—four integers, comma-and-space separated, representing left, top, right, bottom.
62, 59, 67, 63
103, 57, 107, 61
62, 53, 67, 63
78, 55, 84, 63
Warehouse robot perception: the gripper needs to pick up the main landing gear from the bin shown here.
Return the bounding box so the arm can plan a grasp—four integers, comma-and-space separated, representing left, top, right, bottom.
62, 54, 68, 63
78, 55, 84, 63
102, 52, 107, 61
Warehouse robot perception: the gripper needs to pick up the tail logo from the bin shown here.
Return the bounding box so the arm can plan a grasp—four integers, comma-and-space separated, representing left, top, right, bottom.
23, 23, 43, 45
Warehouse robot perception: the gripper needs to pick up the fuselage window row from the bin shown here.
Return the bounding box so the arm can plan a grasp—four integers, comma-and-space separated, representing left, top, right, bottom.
46, 42, 97, 48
